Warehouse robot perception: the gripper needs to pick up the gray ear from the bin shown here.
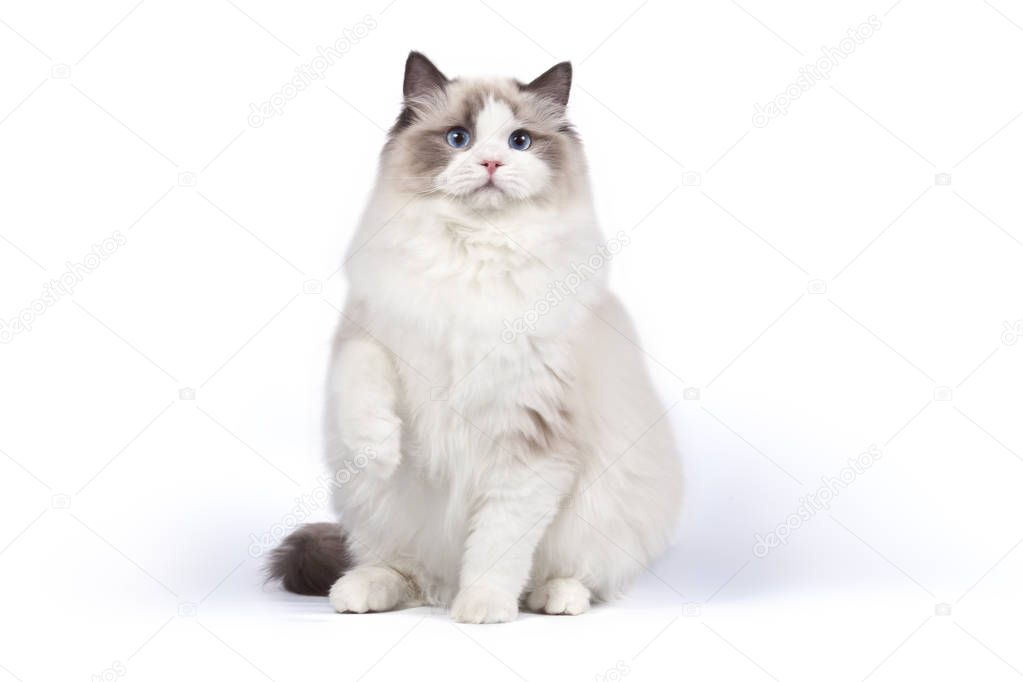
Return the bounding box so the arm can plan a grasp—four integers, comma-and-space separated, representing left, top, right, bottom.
403, 51, 449, 99
524, 61, 572, 106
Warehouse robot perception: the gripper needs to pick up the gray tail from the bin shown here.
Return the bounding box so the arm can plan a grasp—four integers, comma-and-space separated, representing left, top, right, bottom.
266, 522, 351, 596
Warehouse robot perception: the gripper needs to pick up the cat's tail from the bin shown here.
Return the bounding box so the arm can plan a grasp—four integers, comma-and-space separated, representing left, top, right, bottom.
266, 522, 351, 596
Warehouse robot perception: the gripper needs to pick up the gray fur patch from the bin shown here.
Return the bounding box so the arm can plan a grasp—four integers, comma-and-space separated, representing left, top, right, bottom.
403, 51, 449, 100
266, 522, 351, 596
525, 407, 556, 450
521, 62, 572, 106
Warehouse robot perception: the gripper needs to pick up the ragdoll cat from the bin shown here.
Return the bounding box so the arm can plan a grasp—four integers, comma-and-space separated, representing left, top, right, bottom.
269, 52, 682, 623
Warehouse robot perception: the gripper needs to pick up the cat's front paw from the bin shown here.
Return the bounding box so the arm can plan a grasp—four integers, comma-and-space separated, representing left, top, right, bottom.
450, 585, 519, 624
361, 422, 402, 479
527, 578, 591, 615
341, 412, 402, 479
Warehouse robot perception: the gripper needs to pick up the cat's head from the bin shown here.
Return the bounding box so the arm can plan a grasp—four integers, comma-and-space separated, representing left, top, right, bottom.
381, 52, 583, 210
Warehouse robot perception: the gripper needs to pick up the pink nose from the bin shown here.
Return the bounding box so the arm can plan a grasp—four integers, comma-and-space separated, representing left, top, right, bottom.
481, 160, 503, 176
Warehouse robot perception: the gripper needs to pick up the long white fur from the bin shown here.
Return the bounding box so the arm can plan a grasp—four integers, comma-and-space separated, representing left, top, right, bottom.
325, 83, 682, 623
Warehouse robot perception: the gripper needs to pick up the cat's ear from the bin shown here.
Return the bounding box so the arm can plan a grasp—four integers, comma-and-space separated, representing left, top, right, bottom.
403, 51, 449, 100
523, 61, 572, 106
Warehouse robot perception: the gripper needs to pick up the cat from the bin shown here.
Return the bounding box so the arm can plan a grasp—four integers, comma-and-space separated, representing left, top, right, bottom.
269, 52, 682, 623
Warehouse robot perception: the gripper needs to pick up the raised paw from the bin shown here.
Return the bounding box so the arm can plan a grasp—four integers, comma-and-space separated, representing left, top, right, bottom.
341, 412, 403, 480
450, 585, 519, 624
328, 566, 406, 613
527, 578, 591, 615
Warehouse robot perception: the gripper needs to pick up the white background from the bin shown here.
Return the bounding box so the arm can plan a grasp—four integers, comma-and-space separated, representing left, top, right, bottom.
2, 0, 1022, 680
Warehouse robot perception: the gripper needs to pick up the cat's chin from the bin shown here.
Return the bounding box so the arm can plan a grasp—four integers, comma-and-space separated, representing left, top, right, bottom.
457, 183, 532, 211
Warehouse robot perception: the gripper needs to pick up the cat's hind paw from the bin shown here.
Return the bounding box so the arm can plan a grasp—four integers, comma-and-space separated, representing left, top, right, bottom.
328, 565, 407, 613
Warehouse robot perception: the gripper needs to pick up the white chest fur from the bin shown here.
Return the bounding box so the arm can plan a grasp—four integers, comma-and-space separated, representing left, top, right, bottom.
347, 199, 601, 480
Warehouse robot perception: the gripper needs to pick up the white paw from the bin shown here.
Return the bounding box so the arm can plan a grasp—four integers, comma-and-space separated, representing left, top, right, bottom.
341, 412, 402, 479
527, 578, 590, 615
450, 585, 519, 624
328, 566, 405, 613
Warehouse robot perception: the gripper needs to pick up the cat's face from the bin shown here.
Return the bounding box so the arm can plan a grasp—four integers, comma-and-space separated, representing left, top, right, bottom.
382, 53, 580, 210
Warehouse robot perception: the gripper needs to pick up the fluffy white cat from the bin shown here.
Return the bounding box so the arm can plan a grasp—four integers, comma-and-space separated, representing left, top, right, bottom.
269, 52, 682, 624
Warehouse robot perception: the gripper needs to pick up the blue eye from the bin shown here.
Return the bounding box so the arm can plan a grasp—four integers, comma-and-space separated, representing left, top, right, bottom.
446, 127, 471, 148
508, 130, 531, 151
